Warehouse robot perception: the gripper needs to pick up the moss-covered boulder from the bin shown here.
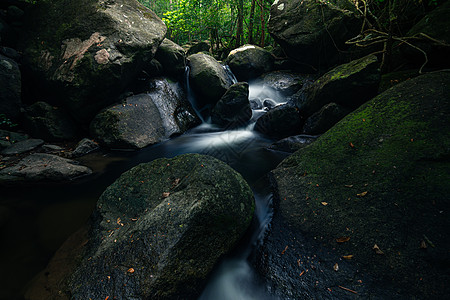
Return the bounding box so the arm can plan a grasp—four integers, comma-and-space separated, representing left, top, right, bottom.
211, 82, 252, 128
268, 0, 362, 69
188, 53, 232, 107
90, 78, 200, 149
226, 44, 274, 81
24, 102, 78, 142
292, 54, 380, 117
155, 38, 186, 79
302, 102, 350, 135
20, 0, 166, 124
26, 154, 255, 300
268, 72, 450, 298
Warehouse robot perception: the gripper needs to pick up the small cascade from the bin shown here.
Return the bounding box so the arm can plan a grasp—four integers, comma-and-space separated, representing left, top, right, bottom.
223, 65, 238, 85
185, 66, 206, 123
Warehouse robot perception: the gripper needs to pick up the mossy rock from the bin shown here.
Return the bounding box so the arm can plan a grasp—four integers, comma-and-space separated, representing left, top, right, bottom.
270, 71, 450, 297
26, 154, 255, 300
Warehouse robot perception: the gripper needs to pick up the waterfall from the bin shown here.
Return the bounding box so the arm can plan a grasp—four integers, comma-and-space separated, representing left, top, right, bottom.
223, 65, 238, 85
185, 66, 206, 123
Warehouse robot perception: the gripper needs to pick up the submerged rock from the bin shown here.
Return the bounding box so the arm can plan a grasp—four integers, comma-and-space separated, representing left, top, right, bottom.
268, 0, 362, 68
259, 71, 314, 98
0, 153, 92, 184
267, 72, 450, 298
211, 82, 252, 128
26, 154, 255, 300
292, 54, 380, 117
21, 0, 167, 124
268, 134, 317, 153
24, 102, 78, 142
226, 44, 274, 81
90, 78, 200, 149
188, 53, 232, 106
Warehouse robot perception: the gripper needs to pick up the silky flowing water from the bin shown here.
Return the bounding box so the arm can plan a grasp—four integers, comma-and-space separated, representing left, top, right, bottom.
0, 75, 293, 299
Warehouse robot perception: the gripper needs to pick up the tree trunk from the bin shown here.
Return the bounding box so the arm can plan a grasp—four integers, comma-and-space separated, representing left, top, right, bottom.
248, 0, 256, 44
235, 0, 244, 48
258, 0, 266, 47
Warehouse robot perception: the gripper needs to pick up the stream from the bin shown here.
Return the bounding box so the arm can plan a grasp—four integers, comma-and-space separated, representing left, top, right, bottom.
0, 73, 293, 299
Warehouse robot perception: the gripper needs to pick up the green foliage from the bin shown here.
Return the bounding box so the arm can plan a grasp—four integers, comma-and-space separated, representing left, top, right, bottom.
0, 114, 18, 130
138, 0, 272, 53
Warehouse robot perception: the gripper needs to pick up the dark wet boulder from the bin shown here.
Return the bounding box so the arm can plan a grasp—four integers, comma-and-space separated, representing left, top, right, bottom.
155, 38, 186, 79
267, 72, 450, 298
20, 0, 167, 124
26, 154, 255, 300
24, 102, 78, 142
188, 53, 232, 106
226, 44, 274, 81
401, 1, 450, 68
186, 40, 210, 55
254, 104, 303, 138
211, 82, 251, 128
268, 0, 362, 69
268, 134, 317, 153
0, 54, 21, 120
0, 129, 29, 150
90, 78, 200, 149
259, 71, 314, 98
0, 153, 92, 184
302, 102, 350, 135
1, 138, 43, 156
292, 55, 380, 117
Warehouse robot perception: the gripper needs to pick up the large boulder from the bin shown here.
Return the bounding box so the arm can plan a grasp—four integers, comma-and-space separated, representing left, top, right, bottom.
211, 82, 252, 128
0, 54, 21, 120
155, 38, 186, 79
257, 71, 315, 98
226, 44, 274, 81
26, 154, 255, 300
20, 0, 167, 124
268, 0, 362, 69
0, 153, 92, 184
1, 138, 44, 156
266, 72, 450, 298
254, 104, 303, 138
90, 78, 200, 149
291, 54, 380, 117
188, 53, 232, 107
186, 40, 210, 55
24, 102, 78, 142
401, 1, 450, 68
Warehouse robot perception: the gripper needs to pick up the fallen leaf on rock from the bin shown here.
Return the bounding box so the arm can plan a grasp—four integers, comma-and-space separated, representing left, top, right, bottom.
127, 268, 135, 273
162, 192, 170, 198
336, 236, 350, 243
349, 142, 355, 148
321, 202, 328, 206
357, 191, 368, 197
420, 240, 427, 249
333, 263, 339, 271
343, 255, 354, 260
281, 245, 288, 255
373, 244, 384, 255
299, 270, 305, 277
344, 184, 353, 188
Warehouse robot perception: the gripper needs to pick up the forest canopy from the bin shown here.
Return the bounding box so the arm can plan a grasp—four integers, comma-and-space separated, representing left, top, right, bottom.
137, 0, 273, 53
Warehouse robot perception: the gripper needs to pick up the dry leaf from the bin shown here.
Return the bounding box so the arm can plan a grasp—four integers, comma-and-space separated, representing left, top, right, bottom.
349, 142, 355, 148
336, 236, 351, 243
373, 244, 384, 255
357, 191, 368, 197
344, 184, 353, 188
333, 263, 339, 271
321, 202, 328, 206
162, 192, 170, 198
127, 268, 135, 273
420, 240, 427, 249
281, 245, 288, 255
343, 255, 354, 260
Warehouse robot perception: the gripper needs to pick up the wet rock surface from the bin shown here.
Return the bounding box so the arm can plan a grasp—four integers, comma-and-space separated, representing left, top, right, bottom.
90, 78, 200, 149
226, 44, 274, 81
254, 104, 303, 138
0, 54, 21, 120
26, 154, 255, 300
